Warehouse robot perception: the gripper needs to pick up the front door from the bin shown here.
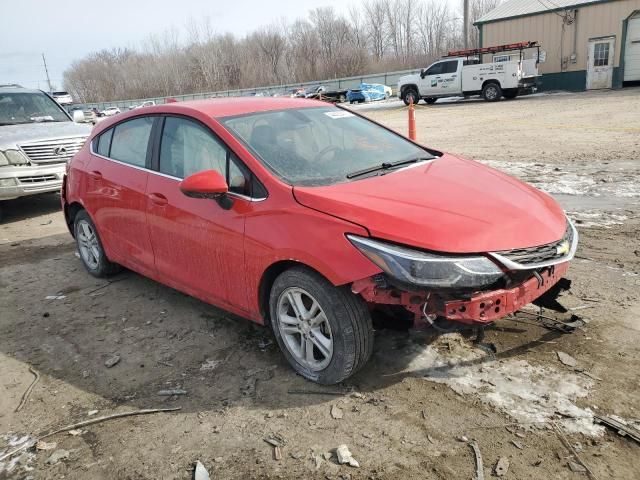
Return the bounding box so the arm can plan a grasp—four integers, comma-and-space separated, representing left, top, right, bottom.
145, 116, 251, 312
419, 61, 444, 96
587, 37, 615, 89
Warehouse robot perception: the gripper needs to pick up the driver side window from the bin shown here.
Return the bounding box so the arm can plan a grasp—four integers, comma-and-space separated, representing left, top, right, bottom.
426, 62, 444, 76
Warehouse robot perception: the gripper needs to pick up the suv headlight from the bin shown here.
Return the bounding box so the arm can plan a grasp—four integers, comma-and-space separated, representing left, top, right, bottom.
347, 235, 504, 288
4, 149, 29, 165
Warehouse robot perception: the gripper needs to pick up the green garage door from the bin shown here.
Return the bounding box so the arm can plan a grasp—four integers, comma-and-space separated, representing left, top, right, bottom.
624, 14, 640, 81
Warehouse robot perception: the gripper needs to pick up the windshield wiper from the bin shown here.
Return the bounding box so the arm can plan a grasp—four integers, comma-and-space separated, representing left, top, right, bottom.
346, 157, 432, 179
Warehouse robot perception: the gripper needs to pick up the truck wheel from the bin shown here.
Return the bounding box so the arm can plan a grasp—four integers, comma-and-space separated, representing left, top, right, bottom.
339, 94, 346, 103
74, 210, 121, 277
503, 90, 518, 99
269, 266, 374, 384
425, 98, 437, 105
402, 87, 419, 106
482, 82, 502, 102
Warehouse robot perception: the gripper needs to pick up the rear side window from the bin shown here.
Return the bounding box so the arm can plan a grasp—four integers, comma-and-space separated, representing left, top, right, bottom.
96, 128, 113, 156
110, 116, 154, 167
441, 61, 458, 74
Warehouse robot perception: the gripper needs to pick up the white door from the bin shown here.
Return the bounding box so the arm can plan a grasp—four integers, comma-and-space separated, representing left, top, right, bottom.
587, 37, 615, 89
419, 61, 444, 96
624, 15, 640, 82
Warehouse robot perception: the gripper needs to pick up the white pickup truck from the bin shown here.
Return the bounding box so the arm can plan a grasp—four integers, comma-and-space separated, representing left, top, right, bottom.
398, 56, 538, 105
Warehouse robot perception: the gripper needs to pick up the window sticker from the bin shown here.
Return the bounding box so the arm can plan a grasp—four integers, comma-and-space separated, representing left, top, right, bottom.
324, 111, 355, 119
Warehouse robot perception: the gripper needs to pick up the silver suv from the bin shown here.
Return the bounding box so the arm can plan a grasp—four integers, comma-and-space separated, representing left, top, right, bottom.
0, 85, 91, 215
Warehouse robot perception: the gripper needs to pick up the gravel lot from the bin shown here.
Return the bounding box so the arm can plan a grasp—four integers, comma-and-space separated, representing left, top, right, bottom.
1, 88, 639, 479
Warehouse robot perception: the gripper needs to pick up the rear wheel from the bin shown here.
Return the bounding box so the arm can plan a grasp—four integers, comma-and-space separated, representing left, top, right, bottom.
402, 87, 419, 106
269, 267, 374, 384
482, 82, 502, 102
74, 210, 120, 277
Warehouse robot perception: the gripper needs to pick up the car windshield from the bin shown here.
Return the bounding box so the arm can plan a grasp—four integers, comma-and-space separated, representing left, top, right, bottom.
0, 91, 70, 125
220, 107, 432, 186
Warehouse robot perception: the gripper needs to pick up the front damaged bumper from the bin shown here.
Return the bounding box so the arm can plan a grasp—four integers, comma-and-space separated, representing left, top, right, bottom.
352, 262, 569, 326
441, 262, 568, 324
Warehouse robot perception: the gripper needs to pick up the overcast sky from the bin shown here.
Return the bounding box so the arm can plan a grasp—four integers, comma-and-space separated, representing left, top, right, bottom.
0, 0, 385, 90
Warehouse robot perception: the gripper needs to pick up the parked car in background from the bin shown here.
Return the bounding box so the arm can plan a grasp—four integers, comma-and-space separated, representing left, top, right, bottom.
0, 85, 91, 220
62, 97, 577, 384
101, 106, 121, 117
129, 100, 156, 110
51, 91, 73, 105
346, 83, 391, 103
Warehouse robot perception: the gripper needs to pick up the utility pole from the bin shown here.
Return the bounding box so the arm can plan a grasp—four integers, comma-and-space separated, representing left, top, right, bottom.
463, 0, 469, 49
42, 53, 52, 92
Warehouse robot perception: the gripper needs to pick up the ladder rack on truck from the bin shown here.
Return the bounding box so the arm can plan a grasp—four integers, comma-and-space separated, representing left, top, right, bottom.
397, 41, 542, 105
445, 41, 541, 65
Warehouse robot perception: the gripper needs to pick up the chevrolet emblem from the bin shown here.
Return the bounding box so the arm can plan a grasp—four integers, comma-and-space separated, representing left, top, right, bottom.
556, 240, 570, 256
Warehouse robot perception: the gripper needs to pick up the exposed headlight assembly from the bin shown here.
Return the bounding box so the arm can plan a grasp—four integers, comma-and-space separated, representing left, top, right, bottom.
347, 235, 504, 289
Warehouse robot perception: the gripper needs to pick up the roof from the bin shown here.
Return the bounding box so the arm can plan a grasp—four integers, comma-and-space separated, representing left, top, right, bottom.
0, 85, 40, 93
475, 0, 612, 24
90, 96, 329, 133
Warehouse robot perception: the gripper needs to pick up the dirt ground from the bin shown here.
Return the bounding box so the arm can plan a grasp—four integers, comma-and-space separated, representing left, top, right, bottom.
1, 88, 639, 479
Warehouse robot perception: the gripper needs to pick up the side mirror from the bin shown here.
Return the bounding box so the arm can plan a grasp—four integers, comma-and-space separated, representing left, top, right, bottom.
179, 170, 228, 199
72, 110, 85, 123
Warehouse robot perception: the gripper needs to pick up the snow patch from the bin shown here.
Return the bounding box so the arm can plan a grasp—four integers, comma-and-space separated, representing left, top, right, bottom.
389, 334, 603, 437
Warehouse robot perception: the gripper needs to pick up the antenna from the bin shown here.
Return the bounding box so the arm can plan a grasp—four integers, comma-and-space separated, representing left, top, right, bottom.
42, 53, 52, 92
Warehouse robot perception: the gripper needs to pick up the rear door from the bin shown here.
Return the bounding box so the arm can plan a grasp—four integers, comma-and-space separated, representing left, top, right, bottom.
145, 115, 260, 312
85, 116, 156, 277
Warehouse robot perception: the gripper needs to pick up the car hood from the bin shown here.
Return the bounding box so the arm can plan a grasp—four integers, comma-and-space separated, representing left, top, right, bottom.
0, 122, 92, 150
293, 154, 567, 253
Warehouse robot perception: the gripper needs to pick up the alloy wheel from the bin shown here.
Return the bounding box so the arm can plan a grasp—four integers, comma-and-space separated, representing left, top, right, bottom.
276, 287, 333, 371
76, 219, 100, 270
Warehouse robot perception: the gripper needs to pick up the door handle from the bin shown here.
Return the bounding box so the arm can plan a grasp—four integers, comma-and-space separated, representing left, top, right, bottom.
89, 171, 102, 180
148, 192, 168, 206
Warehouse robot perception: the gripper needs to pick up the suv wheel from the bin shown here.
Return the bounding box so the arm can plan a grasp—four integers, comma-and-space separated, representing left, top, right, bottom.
74, 210, 121, 277
482, 82, 502, 102
269, 267, 374, 384
402, 87, 419, 106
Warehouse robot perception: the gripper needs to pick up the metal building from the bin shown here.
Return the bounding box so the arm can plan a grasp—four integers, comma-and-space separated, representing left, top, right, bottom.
474, 0, 640, 90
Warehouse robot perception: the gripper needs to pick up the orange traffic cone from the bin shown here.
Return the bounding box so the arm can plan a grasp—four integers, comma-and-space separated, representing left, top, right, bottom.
408, 98, 416, 141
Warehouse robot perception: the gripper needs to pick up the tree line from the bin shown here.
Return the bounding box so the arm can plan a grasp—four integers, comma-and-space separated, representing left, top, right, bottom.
63, 0, 500, 103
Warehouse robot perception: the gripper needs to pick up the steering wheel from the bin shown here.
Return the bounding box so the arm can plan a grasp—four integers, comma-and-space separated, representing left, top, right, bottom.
313, 145, 341, 163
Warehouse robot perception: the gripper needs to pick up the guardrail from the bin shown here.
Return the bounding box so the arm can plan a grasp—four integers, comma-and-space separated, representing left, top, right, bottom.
78, 68, 422, 111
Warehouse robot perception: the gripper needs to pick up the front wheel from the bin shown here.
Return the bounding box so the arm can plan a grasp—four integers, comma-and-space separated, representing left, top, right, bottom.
482, 82, 502, 102
402, 87, 419, 106
269, 267, 374, 384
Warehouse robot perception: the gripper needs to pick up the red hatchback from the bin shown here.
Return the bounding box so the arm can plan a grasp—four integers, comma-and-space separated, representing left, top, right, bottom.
62, 98, 577, 384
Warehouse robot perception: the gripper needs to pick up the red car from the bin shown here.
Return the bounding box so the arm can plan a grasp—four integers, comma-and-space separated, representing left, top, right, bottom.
62, 98, 577, 384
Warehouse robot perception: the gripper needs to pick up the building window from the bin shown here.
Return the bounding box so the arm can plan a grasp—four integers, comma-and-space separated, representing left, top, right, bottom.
593, 42, 609, 67
493, 54, 512, 63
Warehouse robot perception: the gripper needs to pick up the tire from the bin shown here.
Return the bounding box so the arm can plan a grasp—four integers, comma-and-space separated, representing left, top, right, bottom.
339, 94, 346, 103
503, 90, 518, 99
402, 87, 419, 106
425, 98, 437, 105
269, 266, 374, 384
482, 82, 502, 102
74, 209, 121, 277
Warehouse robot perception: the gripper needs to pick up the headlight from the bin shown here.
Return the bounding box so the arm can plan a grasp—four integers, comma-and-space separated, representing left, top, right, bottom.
4, 149, 29, 165
347, 235, 504, 288
0, 152, 8, 166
